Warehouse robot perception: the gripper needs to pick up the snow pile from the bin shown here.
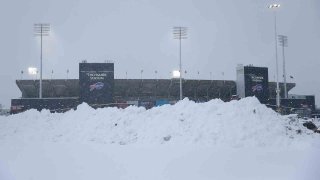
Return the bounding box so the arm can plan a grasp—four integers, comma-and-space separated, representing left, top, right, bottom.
0, 97, 318, 147
1, 97, 320, 180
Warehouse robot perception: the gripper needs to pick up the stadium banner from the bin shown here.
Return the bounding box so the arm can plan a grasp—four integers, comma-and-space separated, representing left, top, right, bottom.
244, 66, 269, 103
79, 63, 114, 105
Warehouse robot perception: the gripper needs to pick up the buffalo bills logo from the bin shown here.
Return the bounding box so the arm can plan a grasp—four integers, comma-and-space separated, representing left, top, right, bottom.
252, 84, 263, 92
90, 82, 104, 91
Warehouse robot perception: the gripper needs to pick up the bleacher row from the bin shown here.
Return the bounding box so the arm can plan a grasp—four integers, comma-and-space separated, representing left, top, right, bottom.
16, 79, 295, 102
16, 79, 79, 98
114, 79, 236, 102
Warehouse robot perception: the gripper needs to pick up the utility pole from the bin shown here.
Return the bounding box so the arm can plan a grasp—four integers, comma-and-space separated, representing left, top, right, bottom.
34, 23, 50, 99
173, 26, 188, 100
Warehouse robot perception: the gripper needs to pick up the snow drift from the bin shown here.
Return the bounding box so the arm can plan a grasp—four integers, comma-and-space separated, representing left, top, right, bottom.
1, 97, 320, 180
0, 97, 318, 147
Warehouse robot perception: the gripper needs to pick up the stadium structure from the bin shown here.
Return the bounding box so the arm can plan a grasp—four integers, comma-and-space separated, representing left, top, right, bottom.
10, 62, 315, 115
14, 79, 294, 103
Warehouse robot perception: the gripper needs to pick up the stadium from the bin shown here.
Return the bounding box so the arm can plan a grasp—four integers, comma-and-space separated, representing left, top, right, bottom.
10, 62, 315, 115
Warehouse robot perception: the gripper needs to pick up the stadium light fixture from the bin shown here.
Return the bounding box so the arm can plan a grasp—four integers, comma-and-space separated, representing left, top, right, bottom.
172, 70, 180, 78
268, 4, 280, 8
268, 4, 281, 109
34, 23, 50, 99
28, 67, 38, 75
173, 26, 188, 100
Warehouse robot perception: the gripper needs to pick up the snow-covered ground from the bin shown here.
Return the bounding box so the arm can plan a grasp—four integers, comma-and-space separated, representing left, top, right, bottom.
0, 97, 319, 180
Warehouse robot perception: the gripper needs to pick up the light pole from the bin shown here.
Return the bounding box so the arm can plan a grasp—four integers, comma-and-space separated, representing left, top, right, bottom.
173, 26, 188, 100
20, 70, 24, 80
155, 70, 158, 80
268, 4, 281, 109
66, 69, 69, 80
278, 35, 288, 98
222, 72, 225, 84
34, 23, 50, 99
140, 70, 143, 80
197, 71, 200, 81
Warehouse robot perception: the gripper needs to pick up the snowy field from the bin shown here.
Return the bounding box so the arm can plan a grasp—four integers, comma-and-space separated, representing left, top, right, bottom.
0, 97, 319, 180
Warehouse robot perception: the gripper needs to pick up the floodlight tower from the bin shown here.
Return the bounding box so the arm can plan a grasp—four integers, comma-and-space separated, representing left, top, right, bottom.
268, 4, 281, 109
173, 26, 188, 100
278, 35, 288, 98
34, 23, 50, 98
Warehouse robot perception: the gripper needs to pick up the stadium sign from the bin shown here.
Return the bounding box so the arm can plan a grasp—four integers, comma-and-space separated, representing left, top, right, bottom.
79, 63, 114, 105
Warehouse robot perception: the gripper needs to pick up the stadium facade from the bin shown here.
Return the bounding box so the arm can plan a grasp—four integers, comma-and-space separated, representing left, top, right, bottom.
11, 62, 315, 115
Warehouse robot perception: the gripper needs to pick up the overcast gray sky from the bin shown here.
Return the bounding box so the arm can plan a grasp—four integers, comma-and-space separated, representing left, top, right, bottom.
0, 0, 319, 108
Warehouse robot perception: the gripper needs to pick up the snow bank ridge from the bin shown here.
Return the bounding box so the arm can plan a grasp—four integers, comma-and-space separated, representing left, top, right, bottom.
0, 97, 317, 147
